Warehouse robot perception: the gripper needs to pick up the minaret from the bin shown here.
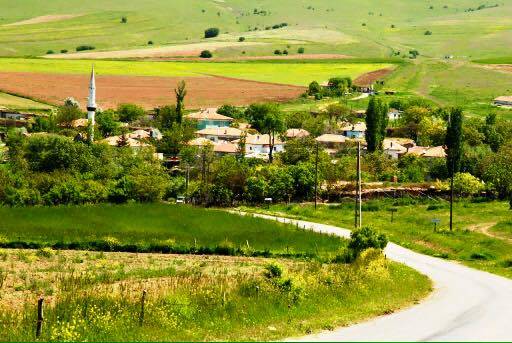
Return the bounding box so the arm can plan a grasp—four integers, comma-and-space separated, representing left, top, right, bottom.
86, 65, 97, 142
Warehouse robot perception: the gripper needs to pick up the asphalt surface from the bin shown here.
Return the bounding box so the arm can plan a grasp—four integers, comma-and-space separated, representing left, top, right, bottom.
250, 213, 512, 342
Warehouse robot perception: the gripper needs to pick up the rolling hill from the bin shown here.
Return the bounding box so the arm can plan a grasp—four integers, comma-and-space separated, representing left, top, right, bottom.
0, 0, 510, 59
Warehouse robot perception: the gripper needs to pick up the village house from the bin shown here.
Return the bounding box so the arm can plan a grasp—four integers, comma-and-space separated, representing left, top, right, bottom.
383, 138, 408, 159
213, 141, 239, 156
493, 96, 512, 108
285, 128, 310, 139
101, 135, 152, 150
406, 145, 446, 158
340, 122, 366, 139
184, 108, 233, 129
128, 127, 163, 140
196, 126, 243, 143
388, 108, 402, 121
315, 134, 348, 156
242, 134, 285, 157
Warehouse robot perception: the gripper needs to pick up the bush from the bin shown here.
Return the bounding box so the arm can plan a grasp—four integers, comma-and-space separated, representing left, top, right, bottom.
46, 50, 54, 55
308, 81, 321, 95
348, 226, 388, 256
264, 263, 283, 279
121, 16, 127, 23
199, 50, 213, 58
283, 50, 288, 55
204, 27, 220, 38
76, 45, 95, 52
424, 30, 432, 35
298, 47, 305, 54
238, 36, 245, 42
274, 49, 282, 55
60, 49, 68, 54
147, 40, 153, 45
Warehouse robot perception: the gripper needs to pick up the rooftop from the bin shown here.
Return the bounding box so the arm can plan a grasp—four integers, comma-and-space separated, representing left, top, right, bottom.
286, 128, 310, 138
185, 108, 233, 121
196, 127, 243, 137
316, 133, 347, 144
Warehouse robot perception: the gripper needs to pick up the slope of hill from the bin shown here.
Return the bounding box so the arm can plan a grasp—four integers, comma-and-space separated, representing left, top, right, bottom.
0, 0, 510, 59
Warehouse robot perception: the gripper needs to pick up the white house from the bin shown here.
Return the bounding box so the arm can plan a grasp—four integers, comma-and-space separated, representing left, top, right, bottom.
243, 134, 285, 157
196, 127, 243, 143
185, 108, 234, 129
388, 108, 402, 121
285, 128, 310, 139
493, 96, 512, 108
383, 139, 407, 159
340, 122, 366, 139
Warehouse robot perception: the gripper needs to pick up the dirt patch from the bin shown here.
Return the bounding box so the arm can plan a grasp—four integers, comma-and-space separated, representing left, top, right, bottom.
467, 222, 512, 243
353, 68, 395, 87
483, 64, 512, 74
4, 14, 82, 27
44, 41, 268, 59
0, 72, 305, 109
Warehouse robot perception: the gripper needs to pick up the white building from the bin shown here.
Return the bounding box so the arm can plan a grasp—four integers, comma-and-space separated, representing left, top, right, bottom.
196, 127, 243, 143
242, 134, 285, 157
383, 139, 407, 159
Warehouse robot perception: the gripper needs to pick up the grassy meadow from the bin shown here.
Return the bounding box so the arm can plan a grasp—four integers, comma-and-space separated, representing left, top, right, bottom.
0, 203, 344, 258
0, 248, 431, 341
0, 0, 510, 59
241, 199, 512, 279
0, 58, 393, 86
0, 92, 52, 111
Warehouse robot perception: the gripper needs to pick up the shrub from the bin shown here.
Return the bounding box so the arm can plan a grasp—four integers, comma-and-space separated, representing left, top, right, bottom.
308, 81, 321, 95
264, 263, 283, 279
204, 27, 220, 38
238, 36, 245, 42
76, 45, 95, 52
348, 226, 388, 256
60, 49, 68, 54
46, 50, 54, 55
199, 50, 212, 58
121, 16, 127, 23
298, 47, 305, 54
274, 49, 282, 55
283, 50, 288, 55
147, 40, 153, 45
36, 247, 54, 258
424, 30, 432, 35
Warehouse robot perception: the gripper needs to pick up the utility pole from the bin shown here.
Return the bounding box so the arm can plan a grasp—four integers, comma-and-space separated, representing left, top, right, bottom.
450, 153, 455, 231
314, 141, 319, 210
354, 142, 362, 228
185, 164, 190, 203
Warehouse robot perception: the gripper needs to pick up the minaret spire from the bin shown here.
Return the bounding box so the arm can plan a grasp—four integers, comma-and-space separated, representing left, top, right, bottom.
87, 64, 96, 142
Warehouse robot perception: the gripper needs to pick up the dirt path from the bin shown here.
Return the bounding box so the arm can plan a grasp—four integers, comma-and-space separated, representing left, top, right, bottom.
467, 222, 512, 243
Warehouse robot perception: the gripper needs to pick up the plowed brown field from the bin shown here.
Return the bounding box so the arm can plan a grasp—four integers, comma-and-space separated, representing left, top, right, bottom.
0, 72, 305, 109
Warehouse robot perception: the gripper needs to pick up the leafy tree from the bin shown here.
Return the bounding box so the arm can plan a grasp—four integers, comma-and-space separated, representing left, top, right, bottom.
204, 27, 220, 38
445, 107, 464, 176
245, 103, 285, 162
157, 121, 196, 156
56, 102, 82, 128
117, 103, 145, 122
482, 143, 512, 198
218, 104, 244, 119
245, 176, 267, 203
155, 105, 179, 130
96, 110, 120, 138
175, 80, 187, 123
365, 97, 388, 152
453, 172, 484, 196
324, 103, 350, 125
280, 136, 316, 165
483, 113, 504, 152
298, 47, 305, 54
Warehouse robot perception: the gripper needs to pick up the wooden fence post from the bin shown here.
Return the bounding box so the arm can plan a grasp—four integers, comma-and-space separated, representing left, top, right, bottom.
36, 297, 44, 338
139, 290, 147, 326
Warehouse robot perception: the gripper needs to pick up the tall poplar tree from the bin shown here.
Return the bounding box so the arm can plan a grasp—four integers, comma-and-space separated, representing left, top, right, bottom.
365, 97, 388, 152
445, 107, 464, 176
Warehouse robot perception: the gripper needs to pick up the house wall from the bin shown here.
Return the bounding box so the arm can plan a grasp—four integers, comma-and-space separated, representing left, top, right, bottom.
344, 130, 364, 139
246, 143, 284, 154
197, 119, 232, 130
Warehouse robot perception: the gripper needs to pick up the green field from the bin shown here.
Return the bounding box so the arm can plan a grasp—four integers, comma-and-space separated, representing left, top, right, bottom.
0, 0, 511, 59
0, 58, 392, 86
383, 60, 512, 119
242, 200, 512, 279
0, 91, 52, 111
0, 203, 343, 257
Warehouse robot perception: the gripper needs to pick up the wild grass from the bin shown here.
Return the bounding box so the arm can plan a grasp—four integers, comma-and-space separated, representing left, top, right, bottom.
0, 203, 344, 258
0, 249, 431, 341
241, 199, 512, 279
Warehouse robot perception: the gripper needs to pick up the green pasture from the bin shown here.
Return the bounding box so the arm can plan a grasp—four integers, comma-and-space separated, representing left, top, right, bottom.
0, 203, 344, 257
0, 92, 52, 110
242, 199, 512, 279
0, 58, 392, 86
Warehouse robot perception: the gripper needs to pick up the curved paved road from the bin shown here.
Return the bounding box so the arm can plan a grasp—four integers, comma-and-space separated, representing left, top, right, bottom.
251, 213, 512, 342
